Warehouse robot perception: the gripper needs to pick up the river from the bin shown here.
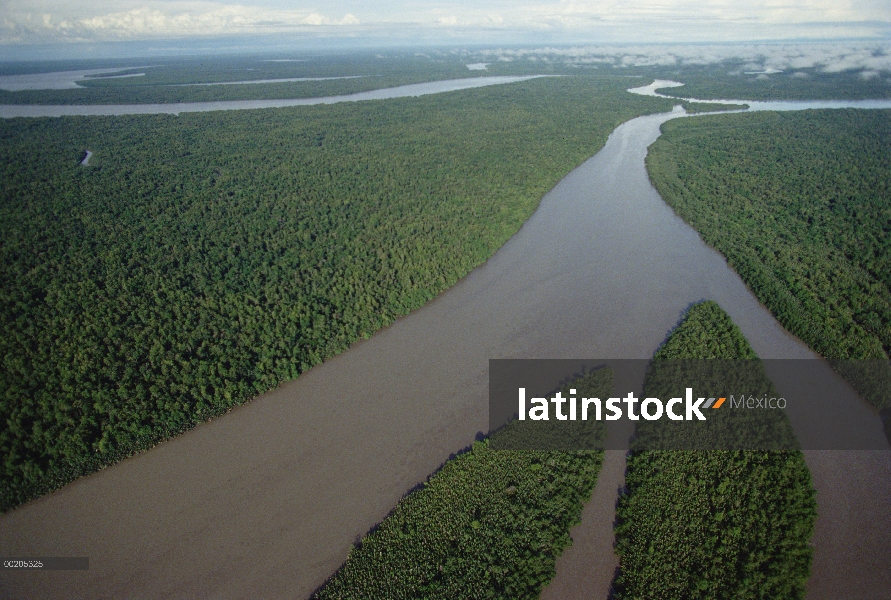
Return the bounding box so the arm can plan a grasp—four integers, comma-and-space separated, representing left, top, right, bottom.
628, 79, 891, 111
0, 76, 548, 118
0, 68, 151, 91
0, 86, 889, 599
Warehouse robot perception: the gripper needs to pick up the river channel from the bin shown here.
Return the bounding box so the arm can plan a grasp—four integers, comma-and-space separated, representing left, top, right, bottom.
0, 84, 889, 599
0, 76, 547, 118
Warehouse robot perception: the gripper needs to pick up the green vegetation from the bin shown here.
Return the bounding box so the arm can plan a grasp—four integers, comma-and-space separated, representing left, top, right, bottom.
0, 53, 569, 105
313, 369, 610, 599
0, 75, 674, 511
646, 65, 891, 101
652, 301, 757, 360
680, 101, 748, 114
0, 73, 446, 105
647, 109, 891, 413
0, 54, 473, 104
8, 54, 885, 106
613, 301, 816, 599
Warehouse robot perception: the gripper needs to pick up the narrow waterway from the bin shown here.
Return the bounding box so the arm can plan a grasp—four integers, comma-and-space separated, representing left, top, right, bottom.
628, 79, 891, 111
1, 97, 888, 599
168, 76, 365, 86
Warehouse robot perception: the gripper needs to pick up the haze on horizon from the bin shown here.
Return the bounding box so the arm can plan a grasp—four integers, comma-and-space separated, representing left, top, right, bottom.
1, 0, 890, 61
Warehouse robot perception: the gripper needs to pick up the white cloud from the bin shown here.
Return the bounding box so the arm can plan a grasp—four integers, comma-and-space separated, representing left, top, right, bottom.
476, 41, 891, 74
1, 0, 888, 46
1, 2, 360, 43
415, 0, 889, 32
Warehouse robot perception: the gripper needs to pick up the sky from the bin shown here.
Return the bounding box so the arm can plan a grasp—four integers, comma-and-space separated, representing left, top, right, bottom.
1, 0, 890, 58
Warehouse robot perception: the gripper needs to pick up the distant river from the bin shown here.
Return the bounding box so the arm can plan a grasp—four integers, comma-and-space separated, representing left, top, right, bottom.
0, 76, 548, 118
627, 79, 891, 111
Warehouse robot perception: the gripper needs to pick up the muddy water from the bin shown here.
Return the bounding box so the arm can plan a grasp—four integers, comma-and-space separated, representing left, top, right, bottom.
1, 105, 889, 599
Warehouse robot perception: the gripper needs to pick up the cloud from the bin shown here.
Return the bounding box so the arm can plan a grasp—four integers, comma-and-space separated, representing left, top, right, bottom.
476, 41, 891, 75
406, 0, 889, 33
1, 0, 888, 46
1, 3, 360, 43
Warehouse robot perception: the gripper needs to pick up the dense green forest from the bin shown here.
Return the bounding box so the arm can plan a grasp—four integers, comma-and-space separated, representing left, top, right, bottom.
681, 101, 748, 114
613, 301, 816, 599
0, 75, 675, 511
631, 62, 891, 101
0, 75, 436, 105
646, 109, 891, 412
0, 54, 446, 104
0, 53, 557, 105
0, 71, 460, 105
313, 369, 610, 599
5, 52, 888, 105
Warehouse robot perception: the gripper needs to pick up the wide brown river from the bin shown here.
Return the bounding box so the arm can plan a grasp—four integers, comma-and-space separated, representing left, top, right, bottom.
1, 95, 889, 598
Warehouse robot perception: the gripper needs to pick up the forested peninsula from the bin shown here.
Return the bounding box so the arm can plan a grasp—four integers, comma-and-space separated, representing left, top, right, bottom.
613, 301, 816, 599
314, 369, 611, 599
647, 109, 891, 419
0, 76, 675, 511
315, 301, 818, 598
